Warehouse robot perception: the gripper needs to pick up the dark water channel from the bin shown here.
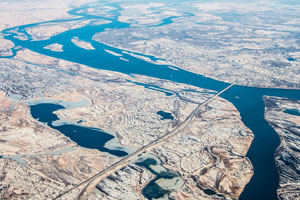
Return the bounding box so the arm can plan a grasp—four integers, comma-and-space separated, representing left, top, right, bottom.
2, 2, 300, 200
284, 108, 300, 116
30, 103, 128, 157
135, 156, 182, 200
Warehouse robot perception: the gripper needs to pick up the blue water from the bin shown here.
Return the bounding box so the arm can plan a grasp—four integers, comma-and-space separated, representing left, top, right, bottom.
30, 103, 128, 157
2, 2, 300, 199
287, 57, 296, 62
157, 111, 174, 120
135, 157, 181, 199
284, 108, 300, 116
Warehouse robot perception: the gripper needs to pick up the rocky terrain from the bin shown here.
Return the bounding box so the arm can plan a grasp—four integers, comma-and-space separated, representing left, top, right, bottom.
264, 96, 300, 200
93, 0, 300, 89
0, 37, 14, 57
0, 47, 254, 199
92, 90, 254, 200
0, 0, 275, 199
94, 164, 152, 200
0, 91, 118, 199
0, 0, 96, 31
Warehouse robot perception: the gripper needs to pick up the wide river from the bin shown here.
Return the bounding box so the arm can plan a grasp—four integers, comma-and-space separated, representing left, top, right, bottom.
2, 2, 300, 200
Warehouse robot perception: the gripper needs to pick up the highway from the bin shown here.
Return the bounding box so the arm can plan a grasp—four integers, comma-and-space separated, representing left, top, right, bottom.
53, 83, 235, 200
